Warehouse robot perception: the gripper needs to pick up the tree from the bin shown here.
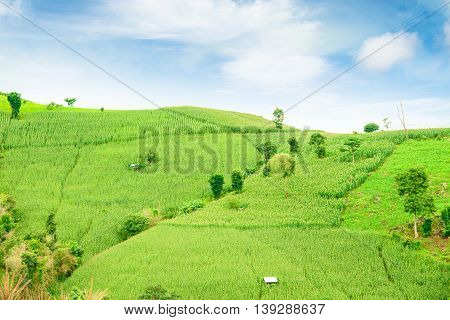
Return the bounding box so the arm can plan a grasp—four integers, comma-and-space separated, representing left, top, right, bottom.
340, 137, 361, 165
7, 92, 22, 119
64, 98, 77, 107
364, 123, 379, 133
256, 141, 277, 163
309, 133, 327, 158
209, 174, 224, 199
396, 168, 435, 238
287, 137, 299, 154
273, 107, 284, 129
382, 118, 391, 130
231, 170, 244, 193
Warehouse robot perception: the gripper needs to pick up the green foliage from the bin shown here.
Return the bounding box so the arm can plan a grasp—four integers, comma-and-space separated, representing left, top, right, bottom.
421, 219, 432, 237
145, 149, 159, 165
315, 145, 326, 158
0, 193, 16, 211
179, 200, 204, 215
67, 241, 84, 258
262, 165, 270, 177
52, 247, 78, 279
287, 137, 299, 154
340, 137, 361, 164
138, 285, 180, 300
46, 212, 57, 238
309, 133, 327, 158
231, 170, 244, 193
309, 133, 326, 146
7, 92, 22, 119
402, 193, 435, 218
46, 102, 61, 110
272, 107, 284, 129
69, 287, 86, 300
267, 153, 295, 177
364, 123, 380, 133
64, 98, 76, 107
226, 199, 249, 211
395, 168, 429, 196
0, 214, 15, 233
118, 214, 149, 241
209, 174, 225, 199
442, 207, 450, 237
21, 251, 40, 280
256, 141, 277, 163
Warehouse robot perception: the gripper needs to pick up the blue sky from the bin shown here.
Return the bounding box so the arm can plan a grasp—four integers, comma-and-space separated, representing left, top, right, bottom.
0, 0, 449, 132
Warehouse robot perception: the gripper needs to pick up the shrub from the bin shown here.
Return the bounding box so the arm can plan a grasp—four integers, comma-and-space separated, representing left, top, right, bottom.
256, 141, 277, 163
315, 145, 326, 158
309, 133, 326, 158
287, 137, 299, 154
226, 199, 249, 211
268, 153, 295, 177
46, 213, 57, 239
66, 241, 84, 258
46, 102, 60, 110
7, 92, 22, 119
244, 166, 257, 178
0, 214, 15, 234
309, 133, 326, 146
209, 174, 224, 199
262, 165, 270, 177
364, 123, 379, 133
145, 150, 159, 165
138, 285, 180, 300
118, 214, 149, 240
51, 247, 78, 279
0, 193, 16, 211
179, 200, 204, 215
21, 251, 40, 280
421, 219, 432, 237
441, 207, 450, 237
231, 170, 244, 193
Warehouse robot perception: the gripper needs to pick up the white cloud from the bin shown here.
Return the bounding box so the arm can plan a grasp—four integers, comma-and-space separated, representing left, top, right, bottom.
90, 0, 328, 88
356, 32, 420, 71
0, 0, 21, 16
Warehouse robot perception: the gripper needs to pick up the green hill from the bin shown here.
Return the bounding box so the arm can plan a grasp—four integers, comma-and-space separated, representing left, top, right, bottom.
0, 95, 448, 299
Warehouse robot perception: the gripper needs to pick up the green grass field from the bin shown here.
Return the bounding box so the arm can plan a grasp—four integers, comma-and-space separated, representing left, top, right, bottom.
0, 96, 448, 299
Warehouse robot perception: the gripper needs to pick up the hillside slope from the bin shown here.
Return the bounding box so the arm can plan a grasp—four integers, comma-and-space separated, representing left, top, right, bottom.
65, 130, 449, 299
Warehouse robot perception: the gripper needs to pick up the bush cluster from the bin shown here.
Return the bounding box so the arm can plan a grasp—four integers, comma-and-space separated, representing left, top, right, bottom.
118, 214, 149, 240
